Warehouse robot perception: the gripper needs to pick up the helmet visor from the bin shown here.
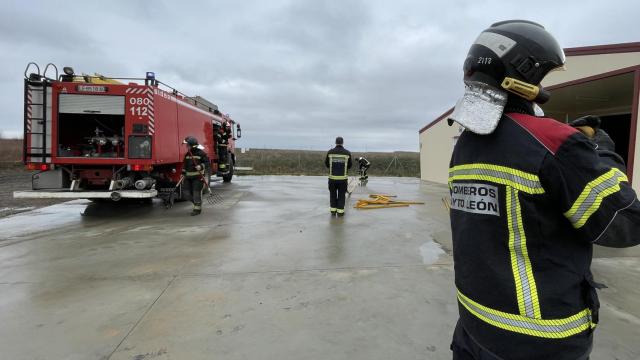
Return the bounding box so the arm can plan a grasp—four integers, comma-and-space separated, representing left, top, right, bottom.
448, 81, 508, 135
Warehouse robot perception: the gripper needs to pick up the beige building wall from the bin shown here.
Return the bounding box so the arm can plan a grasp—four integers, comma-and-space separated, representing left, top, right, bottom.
543, 52, 640, 86
420, 48, 640, 185
419, 119, 462, 184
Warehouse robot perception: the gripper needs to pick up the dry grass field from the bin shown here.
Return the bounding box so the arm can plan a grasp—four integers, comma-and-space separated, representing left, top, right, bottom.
0, 139, 420, 177
235, 148, 420, 177
0, 138, 21, 164
0, 139, 61, 215
0, 139, 419, 217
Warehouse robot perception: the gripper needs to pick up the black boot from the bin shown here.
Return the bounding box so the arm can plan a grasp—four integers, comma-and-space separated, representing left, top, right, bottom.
190, 209, 201, 216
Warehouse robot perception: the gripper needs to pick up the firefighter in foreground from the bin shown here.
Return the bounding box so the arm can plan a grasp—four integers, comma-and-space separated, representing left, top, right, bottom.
447, 20, 640, 359
325, 137, 352, 216
182, 136, 210, 216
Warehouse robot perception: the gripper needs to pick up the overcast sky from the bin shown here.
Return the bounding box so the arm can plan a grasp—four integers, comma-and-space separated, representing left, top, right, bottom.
1, 0, 638, 151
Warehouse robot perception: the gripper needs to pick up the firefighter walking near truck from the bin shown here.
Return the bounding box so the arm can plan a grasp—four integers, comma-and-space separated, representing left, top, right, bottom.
182, 136, 210, 216
325, 137, 352, 216
447, 20, 640, 359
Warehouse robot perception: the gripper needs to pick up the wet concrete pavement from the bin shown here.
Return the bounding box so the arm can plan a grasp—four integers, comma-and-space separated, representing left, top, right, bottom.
0, 176, 638, 359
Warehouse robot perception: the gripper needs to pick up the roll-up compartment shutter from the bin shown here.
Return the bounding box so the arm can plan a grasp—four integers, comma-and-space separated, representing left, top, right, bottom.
59, 94, 125, 115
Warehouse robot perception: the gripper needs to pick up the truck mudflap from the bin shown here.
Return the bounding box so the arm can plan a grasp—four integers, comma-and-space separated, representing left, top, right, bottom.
13, 189, 157, 200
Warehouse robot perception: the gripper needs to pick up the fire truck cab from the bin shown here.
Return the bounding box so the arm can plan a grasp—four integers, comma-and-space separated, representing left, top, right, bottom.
14, 63, 241, 203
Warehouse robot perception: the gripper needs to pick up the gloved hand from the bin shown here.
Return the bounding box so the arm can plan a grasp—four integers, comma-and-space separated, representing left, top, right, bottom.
570, 115, 626, 171
569, 115, 601, 139
181, 168, 186, 175
195, 165, 202, 171
594, 129, 626, 172
592, 128, 617, 153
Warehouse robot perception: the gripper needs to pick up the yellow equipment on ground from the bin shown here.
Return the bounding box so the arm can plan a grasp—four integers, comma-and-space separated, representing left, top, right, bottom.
442, 197, 451, 212
354, 194, 424, 209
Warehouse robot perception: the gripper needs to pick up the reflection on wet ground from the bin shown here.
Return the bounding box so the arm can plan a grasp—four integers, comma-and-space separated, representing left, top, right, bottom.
0, 176, 638, 360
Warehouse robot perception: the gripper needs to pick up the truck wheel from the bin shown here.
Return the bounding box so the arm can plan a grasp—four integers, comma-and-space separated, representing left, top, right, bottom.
222, 162, 234, 183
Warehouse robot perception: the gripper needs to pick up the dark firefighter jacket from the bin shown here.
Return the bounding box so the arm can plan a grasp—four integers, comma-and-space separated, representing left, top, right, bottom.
183, 147, 210, 178
593, 129, 627, 173
325, 145, 352, 180
358, 158, 371, 169
449, 112, 640, 360
216, 124, 231, 147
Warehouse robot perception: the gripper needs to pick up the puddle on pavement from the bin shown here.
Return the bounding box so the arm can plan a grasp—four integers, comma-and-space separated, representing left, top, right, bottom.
0, 201, 88, 239
419, 238, 445, 265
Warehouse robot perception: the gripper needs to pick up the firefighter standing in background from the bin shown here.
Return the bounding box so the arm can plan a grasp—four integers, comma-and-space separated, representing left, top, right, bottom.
216, 122, 230, 173
182, 136, 210, 216
325, 137, 352, 216
447, 20, 640, 359
357, 156, 371, 181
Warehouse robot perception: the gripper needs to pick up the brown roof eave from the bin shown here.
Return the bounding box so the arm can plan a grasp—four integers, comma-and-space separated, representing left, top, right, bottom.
418, 107, 454, 134
419, 43, 640, 134
564, 42, 640, 57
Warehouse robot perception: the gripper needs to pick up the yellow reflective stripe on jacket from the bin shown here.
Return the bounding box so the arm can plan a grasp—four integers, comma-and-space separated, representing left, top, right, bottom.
329, 175, 348, 180
564, 168, 628, 228
457, 290, 594, 339
185, 171, 203, 176
506, 187, 541, 319
185, 155, 201, 159
449, 163, 544, 195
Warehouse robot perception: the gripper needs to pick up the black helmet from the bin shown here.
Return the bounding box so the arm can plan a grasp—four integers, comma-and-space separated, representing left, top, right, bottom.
462, 20, 565, 103
183, 136, 198, 146
335, 136, 344, 145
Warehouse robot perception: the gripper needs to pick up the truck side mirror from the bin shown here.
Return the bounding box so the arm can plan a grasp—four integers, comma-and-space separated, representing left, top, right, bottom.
236, 124, 241, 139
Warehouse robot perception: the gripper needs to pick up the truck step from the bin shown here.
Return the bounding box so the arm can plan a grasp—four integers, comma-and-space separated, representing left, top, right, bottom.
14, 189, 158, 199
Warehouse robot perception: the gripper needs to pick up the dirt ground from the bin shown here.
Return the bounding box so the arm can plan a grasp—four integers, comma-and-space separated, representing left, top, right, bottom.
0, 164, 63, 217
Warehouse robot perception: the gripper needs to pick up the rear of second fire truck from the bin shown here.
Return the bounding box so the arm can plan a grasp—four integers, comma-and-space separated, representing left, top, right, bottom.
14, 63, 242, 203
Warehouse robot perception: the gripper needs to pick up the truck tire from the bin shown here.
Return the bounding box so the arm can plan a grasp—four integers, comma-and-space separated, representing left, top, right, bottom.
222, 161, 234, 183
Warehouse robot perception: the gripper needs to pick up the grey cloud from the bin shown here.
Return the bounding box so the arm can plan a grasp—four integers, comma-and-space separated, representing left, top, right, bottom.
268, 0, 371, 56
0, 7, 99, 53
1, 0, 639, 151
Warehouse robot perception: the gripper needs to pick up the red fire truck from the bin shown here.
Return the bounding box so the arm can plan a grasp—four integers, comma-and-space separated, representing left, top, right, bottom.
14, 63, 241, 203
